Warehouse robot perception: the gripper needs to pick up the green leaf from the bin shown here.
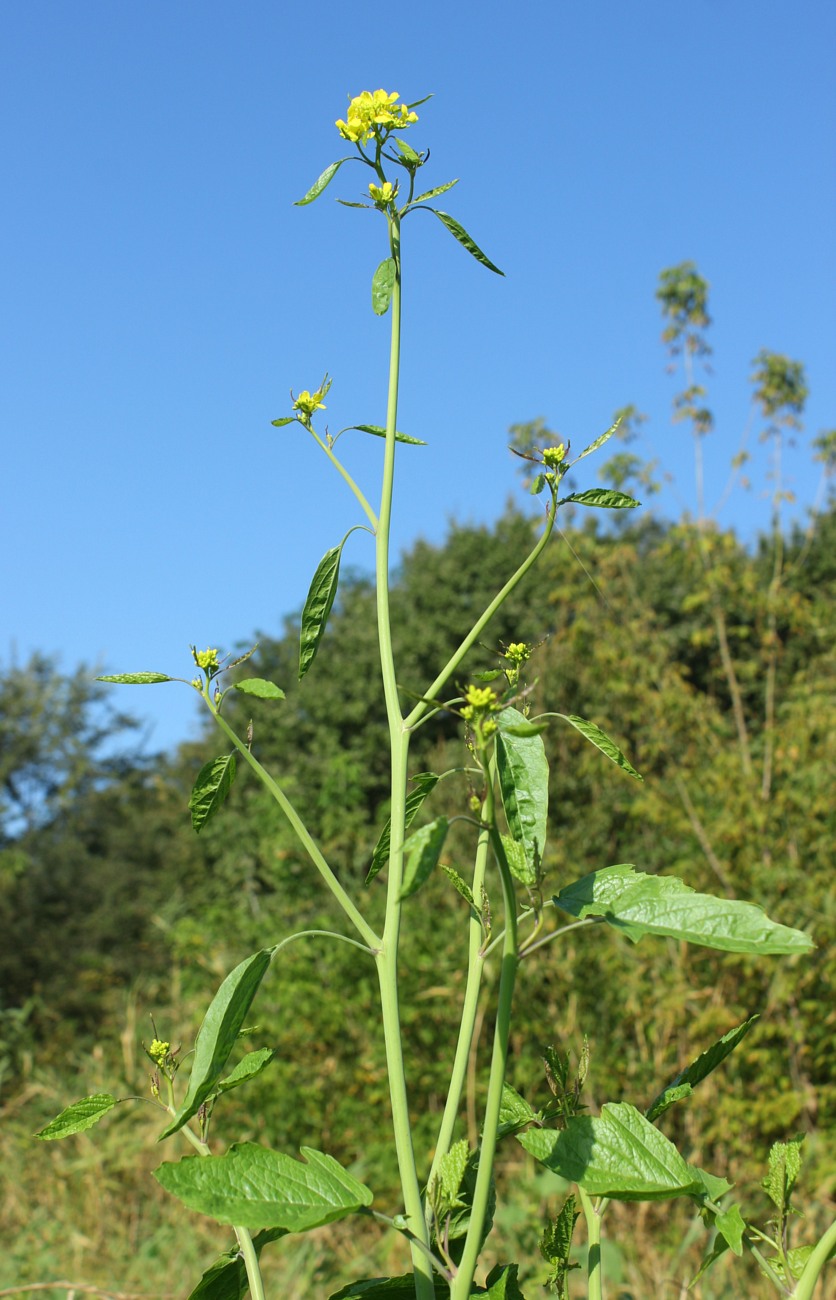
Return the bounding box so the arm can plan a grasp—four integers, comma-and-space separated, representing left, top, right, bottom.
715, 1204, 746, 1256
497, 1082, 539, 1138
393, 137, 421, 164
366, 773, 439, 885
35, 1093, 117, 1140
431, 210, 504, 275
519, 1102, 709, 1201
97, 672, 172, 685
189, 753, 237, 833
763, 1136, 804, 1213
554, 864, 814, 954
299, 543, 344, 680
336, 200, 371, 209
482, 1264, 526, 1299
500, 834, 535, 888
433, 1138, 469, 1211
372, 257, 397, 316
400, 817, 449, 900
295, 158, 353, 206
496, 707, 549, 885
570, 420, 622, 465
553, 713, 642, 780
154, 1143, 373, 1231
159, 948, 273, 1139
440, 864, 476, 909
329, 1278, 448, 1299
271, 416, 296, 428
559, 488, 640, 510
530, 473, 546, 495
215, 1047, 276, 1095
186, 1230, 287, 1300
348, 424, 426, 446
232, 678, 286, 700
646, 1014, 760, 1121
412, 179, 459, 204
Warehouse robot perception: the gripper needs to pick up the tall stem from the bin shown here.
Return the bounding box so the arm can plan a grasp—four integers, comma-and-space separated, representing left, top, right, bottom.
578, 1188, 604, 1300
373, 217, 435, 1300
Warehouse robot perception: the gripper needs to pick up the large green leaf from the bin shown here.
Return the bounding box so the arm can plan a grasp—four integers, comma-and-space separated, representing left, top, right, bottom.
519, 1102, 723, 1201
553, 864, 814, 954
400, 817, 449, 900
496, 708, 549, 885
372, 257, 397, 316
294, 158, 353, 206
646, 1014, 760, 1121
189, 754, 237, 833
154, 1143, 373, 1231
366, 773, 439, 885
481, 1264, 526, 1299
299, 542, 344, 680
35, 1093, 117, 1140
431, 209, 504, 275
160, 948, 274, 1139
329, 1278, 448, 1299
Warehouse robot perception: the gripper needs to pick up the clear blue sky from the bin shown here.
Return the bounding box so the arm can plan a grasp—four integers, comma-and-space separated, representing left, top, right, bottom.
2, 1, 834, 754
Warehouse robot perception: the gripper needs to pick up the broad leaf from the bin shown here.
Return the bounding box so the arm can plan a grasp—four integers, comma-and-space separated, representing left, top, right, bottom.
295, 158, 353, 206
35, 1093, 117, 1140
189, 753, 237, 833
482, 1264, 526, 1299
570, 420, 622, 465
554, 864, 814, 954
348, 423, 426, 446
715, 1204, 746, 1256
412, 179, 459, 204
497, 1082, 539, 1138
215, 1047, 276, 1096
329, 1278, 448, 1299
559, 488, 640, 510
431, 209, 504, 275
496, 708, 549, 885
160, 948, 273, 1139
299, 543, 344, 680
154, 1143, 373, 1231
553, 714, 642, 780
372, 257, 397, 316
186, 1230, 287, 1300
519, 1103, 711, 1201
232, 678, 285, 700
366, 773, 439, 885
97, 672, 172, 685
647, 1014, 759, 1121
400, 817, 449, 900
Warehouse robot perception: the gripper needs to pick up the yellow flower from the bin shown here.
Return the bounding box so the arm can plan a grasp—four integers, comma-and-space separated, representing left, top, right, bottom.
292, 373, 332, 421
369, 180, 396, 205
148, 1039, 171, 1066
193, 647, 220, 674
336, 89, 418, 144
542, 444, 567, 469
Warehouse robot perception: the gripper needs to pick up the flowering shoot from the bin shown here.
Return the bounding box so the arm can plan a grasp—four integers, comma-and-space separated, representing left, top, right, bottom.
336, 90, 418, 146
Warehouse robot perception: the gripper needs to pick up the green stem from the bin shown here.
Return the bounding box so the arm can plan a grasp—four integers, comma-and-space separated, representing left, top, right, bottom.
578, 1188, 604, 1300
373, 216, 435, 1300
449, 798, 519, 1300
404, 492, 558, 731
425, 769, 494, 1218
208, 706, 380, 951
792, 1217, 836, 1300
307, 426, 379, 529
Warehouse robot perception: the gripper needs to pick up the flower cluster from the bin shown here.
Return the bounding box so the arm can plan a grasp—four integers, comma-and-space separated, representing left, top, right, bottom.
336, 90, 418, 145
147, 1039, 171, 1067
369, 180, 397, 207
503, 641, 532, 688
461, 683, 500, 745
192, 647, 220, 675
292, 373, 332, 423
541, 444, 567, 469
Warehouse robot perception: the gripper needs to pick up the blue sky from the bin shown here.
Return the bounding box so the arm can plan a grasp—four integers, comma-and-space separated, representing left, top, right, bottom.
2, 0, 834, 755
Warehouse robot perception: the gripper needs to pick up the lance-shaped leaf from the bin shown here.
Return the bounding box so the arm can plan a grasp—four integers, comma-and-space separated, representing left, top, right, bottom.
551, 713, 642, 780
519, 1102, 719, 1201
559, 488, 640, 509
35, 1093, 117, 1140
393, 136, 421, 163
187, 1229, 287, 1300
570, 419, 622, 466
299, 542, 344, 680
348, 424, 426, 446
366, 772, 439, 885
431, 209, 504, 275
411, 179, 459, 204
154, 1143, 373, 1231
214, 1047, 276, 1096
189, 753, 237, 833
440, 864, 476, 909
160, 948, 274, 1139
496, 708, 549, 884
646, 1014, 759, 1122
399, 817, 449, 900
232, 678, 285, 700
97, 672, 172, 685
295, 158, 353, 206
372, 257, 397, 316
553, 864, 814, 954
